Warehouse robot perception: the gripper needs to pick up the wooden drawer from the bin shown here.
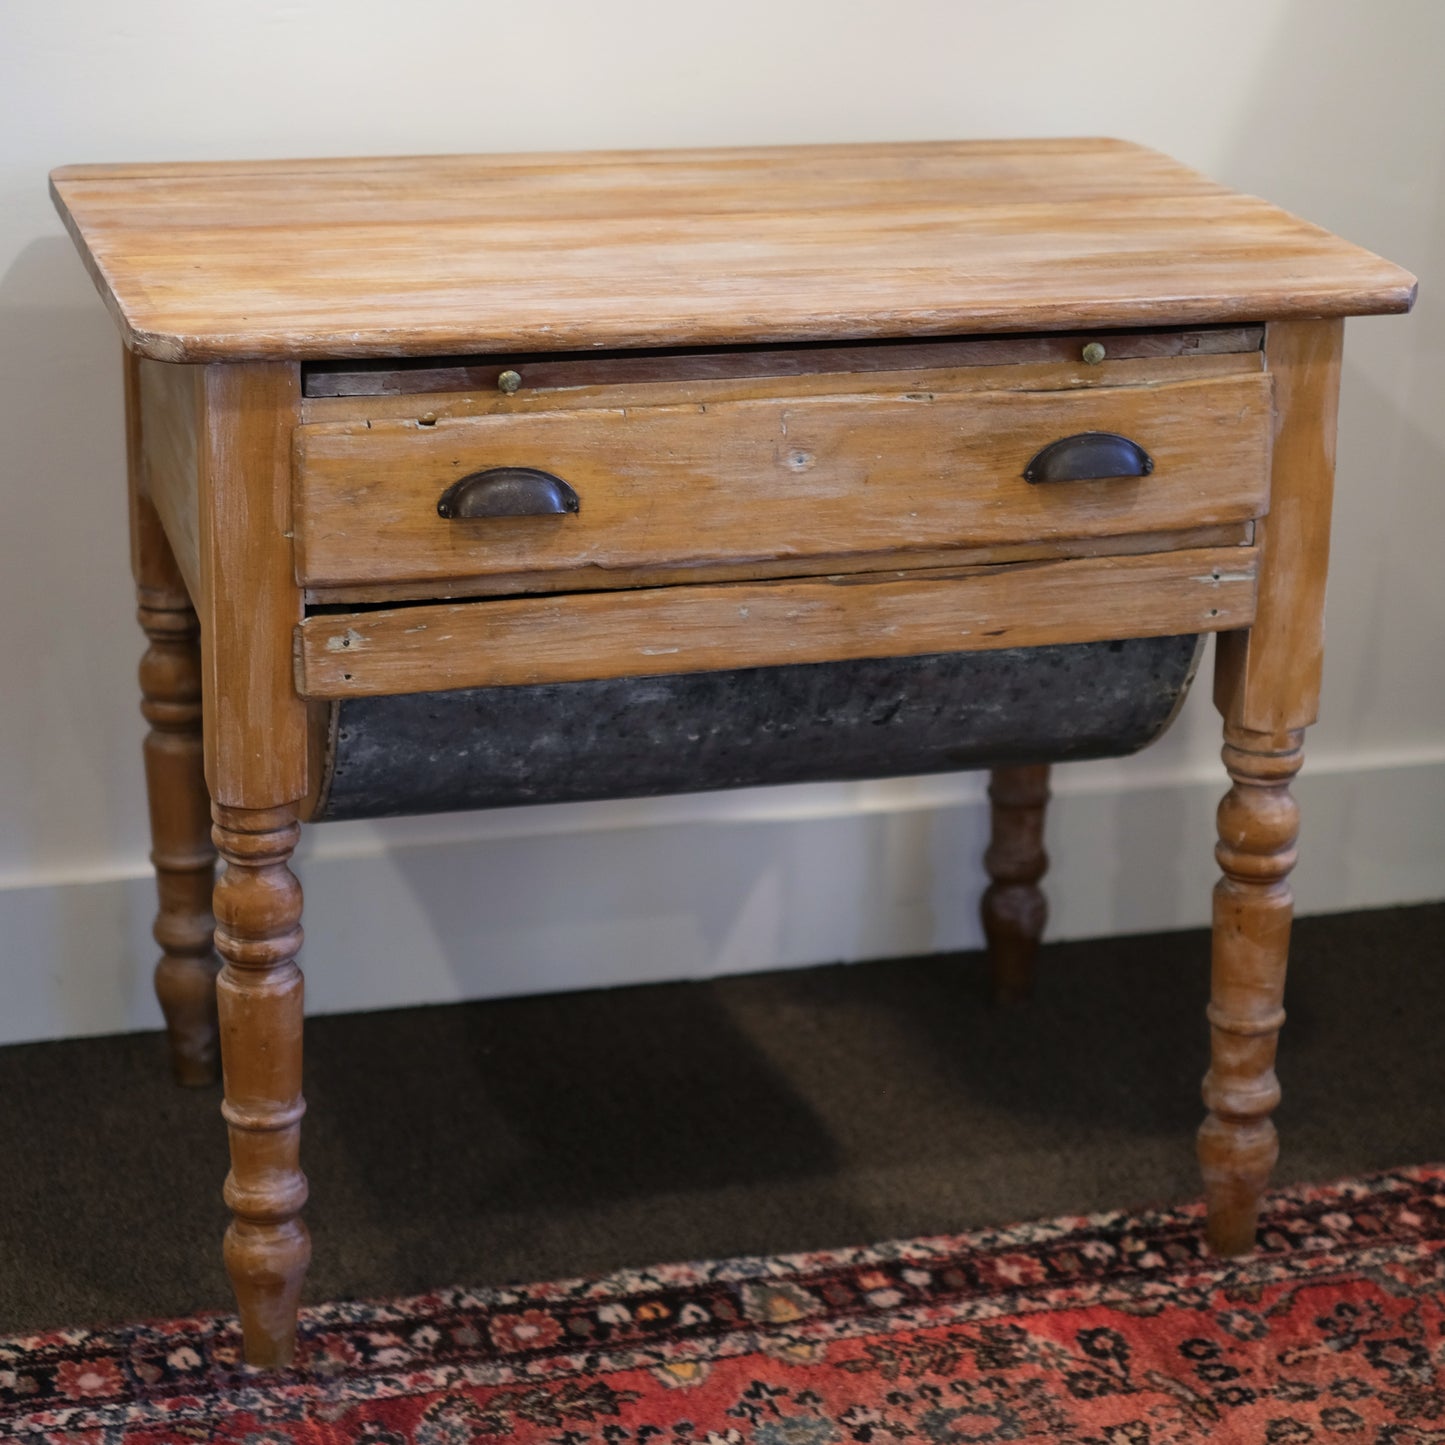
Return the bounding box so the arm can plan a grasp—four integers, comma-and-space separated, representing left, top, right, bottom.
293, 368, 1272, 592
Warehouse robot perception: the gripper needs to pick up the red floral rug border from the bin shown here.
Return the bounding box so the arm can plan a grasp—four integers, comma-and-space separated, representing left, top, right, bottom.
4, 1164, 1444, 1439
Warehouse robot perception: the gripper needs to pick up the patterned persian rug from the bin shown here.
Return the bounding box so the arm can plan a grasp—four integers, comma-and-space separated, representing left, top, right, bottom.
3, 1167, 1443, 1444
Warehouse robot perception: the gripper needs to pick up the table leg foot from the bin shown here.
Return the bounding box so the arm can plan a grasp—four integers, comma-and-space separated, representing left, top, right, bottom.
223, 1218, 310, 1369
1198, 725, 1302, 1255
982, 764, 1050, 1003
213, 802, 310, 1368
138, 591, 220, 1087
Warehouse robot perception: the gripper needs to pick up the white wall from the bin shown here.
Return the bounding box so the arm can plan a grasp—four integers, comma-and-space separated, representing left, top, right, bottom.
2, 0, 1441, 1044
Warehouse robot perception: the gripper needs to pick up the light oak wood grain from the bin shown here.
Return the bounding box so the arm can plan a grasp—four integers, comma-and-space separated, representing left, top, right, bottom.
1214, 320, 1344, 734
295, 372, 1273, 589
299, 349, 1262, 427
1198, 727, 1304, 1256
1201, 319, 1346, 1258
136, 359, 202, 604
296, 547, 1258, 699
137, 596, 219, 1088
50, 140, 1415, 362
295, 348, 1267, 604
197, 363, 308, 809
302, 522, 1255, 607
194, 362, 313, 1366
303, 326, 1265, 399
126, 349, 187, 600
213, 801, 309, 1369
126, 349, 220, 1086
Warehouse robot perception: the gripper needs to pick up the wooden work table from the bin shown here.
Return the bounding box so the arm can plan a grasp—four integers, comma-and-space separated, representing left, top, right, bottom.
51, 139, 1415, 1367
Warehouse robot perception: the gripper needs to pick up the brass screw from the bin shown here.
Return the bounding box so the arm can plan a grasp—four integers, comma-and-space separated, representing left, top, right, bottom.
497, 368, 523, 394
418, 411, 438, 427
1081, 342, 1106, 365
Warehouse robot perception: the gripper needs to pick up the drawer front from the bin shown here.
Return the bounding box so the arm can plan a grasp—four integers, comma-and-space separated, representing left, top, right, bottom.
294, 371, 1272, 590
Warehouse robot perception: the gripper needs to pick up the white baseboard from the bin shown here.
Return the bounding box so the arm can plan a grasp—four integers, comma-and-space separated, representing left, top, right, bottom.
3, 754, 1442, 1048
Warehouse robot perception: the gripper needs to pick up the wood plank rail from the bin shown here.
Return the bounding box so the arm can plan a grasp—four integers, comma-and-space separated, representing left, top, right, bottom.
301, 326, 1266, 398
296, 547, 1258, 699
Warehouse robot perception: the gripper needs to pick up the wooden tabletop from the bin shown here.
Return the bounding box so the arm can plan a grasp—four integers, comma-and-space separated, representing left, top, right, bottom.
51, 139, 1415, 363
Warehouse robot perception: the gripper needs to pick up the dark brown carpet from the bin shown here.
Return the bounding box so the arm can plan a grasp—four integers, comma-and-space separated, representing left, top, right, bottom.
1, 902, 1441, 1335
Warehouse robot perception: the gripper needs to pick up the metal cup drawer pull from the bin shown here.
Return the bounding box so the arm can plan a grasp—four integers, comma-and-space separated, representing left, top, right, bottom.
1023, 431, 1154, 484
437, 466, 580, 519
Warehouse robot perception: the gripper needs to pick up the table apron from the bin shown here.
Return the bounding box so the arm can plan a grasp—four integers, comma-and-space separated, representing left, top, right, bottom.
294, 545, 1257, 699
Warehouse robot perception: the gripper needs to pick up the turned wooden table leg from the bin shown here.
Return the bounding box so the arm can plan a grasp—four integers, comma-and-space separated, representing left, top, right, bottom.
138, 592, 220, 1085
1198, 727, 1301, 1253
125, 348, 221, 1083
194, 361, 311, 1365
213, 802, 310, 1367
1199, 318, 1343, 1253
982, 764, 1050, 1003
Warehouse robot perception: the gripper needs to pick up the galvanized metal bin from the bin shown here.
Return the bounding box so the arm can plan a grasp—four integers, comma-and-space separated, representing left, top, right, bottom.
307, 634, 1203, 822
